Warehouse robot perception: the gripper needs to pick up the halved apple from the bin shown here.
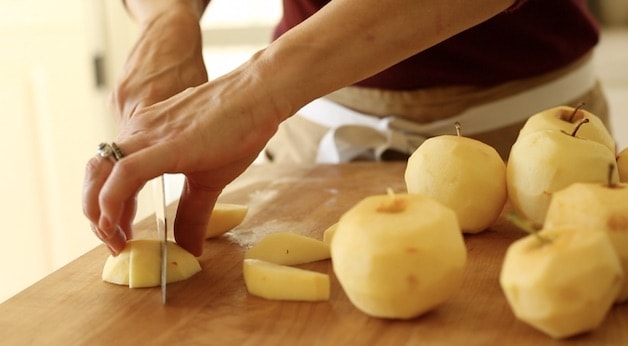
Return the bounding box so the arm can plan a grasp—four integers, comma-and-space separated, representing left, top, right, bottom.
102, 239, 201, 288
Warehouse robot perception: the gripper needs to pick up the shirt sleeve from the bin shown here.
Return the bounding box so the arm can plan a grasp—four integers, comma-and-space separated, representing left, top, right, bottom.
506, 0, 528, 12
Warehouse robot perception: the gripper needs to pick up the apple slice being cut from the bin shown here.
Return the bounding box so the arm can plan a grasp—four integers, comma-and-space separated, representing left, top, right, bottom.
102, 239, 202, 288
243, 259, 330, 301
244, 232, 330, 265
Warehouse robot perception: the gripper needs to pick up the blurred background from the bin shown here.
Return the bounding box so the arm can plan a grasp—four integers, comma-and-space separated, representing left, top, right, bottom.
0, 0, 626, 303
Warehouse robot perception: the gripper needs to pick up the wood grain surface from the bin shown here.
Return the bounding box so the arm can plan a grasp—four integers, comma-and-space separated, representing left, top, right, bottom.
0, 162, 626, 345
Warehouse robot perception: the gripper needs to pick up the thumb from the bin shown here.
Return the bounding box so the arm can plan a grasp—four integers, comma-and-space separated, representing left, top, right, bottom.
173, 177, 221, 257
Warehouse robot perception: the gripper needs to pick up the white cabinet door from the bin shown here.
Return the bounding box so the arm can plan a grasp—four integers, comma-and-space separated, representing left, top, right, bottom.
0, 0, 115, 302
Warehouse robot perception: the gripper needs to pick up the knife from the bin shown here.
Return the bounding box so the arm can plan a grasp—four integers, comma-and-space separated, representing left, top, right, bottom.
152, 175, 168, 304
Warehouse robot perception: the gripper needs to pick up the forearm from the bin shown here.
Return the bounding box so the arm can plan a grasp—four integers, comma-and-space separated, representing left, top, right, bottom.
255, 0, 516, 119
124, 0, 209, 23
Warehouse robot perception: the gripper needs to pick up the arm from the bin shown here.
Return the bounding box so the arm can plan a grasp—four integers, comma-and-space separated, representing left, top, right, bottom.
111, 0, 210, 121
257, 0, 518, 118
85, 0, 518, 256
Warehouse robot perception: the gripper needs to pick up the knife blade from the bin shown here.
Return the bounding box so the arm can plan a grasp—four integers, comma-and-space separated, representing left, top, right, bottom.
152, 175, 168, 304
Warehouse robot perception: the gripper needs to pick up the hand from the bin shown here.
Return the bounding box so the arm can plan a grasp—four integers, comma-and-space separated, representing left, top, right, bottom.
84, 61, 285, 257
110, 8, 208, 125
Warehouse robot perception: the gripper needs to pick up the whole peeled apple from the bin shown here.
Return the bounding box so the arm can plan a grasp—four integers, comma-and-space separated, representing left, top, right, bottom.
500, 227, 623, 339
544, 176, 628, 303
618, 148, 628, 183
517, 105, 615, 153
507, 119, 619, 226
331, 193, 467, 319
404, 123, 507, 233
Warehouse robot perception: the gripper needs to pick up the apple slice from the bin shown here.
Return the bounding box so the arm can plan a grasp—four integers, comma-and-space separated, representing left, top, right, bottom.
322, 223, 338, 246
205, 203, 249, 238
102, 239, 202, 288
500, 227, 623, 339
101, 246, 131, 285
243, 259, 330, 301
244, 232, 330, 265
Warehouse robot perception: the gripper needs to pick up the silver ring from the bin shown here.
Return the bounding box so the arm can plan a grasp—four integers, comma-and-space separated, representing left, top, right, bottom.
97, 142, 125, 161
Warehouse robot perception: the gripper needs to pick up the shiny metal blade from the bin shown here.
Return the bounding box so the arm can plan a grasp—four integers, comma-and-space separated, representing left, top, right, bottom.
152, 175, 168, 304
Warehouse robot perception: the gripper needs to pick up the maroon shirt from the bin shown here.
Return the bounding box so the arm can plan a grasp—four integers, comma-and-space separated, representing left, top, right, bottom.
273, 0, 599, 89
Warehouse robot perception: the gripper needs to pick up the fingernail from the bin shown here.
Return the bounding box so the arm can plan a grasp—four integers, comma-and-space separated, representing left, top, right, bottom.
108, 226, 127, 256
99, 217, 114, 239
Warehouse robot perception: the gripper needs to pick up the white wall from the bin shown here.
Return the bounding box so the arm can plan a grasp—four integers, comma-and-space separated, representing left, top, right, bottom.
0, 0, 115, 302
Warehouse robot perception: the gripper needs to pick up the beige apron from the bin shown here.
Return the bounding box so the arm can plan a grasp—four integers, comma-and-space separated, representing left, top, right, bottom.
265, 52, 609, 163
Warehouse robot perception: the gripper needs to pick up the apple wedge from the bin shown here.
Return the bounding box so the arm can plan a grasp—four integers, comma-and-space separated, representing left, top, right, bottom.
242, 259, 330, 301
102, 239, 202, 288
244, 232, 330, 265
322, 223, 338, 246
205, 203, 249, 238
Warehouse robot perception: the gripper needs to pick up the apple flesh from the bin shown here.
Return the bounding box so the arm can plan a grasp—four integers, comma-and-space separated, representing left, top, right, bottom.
404, 133, 507, 233
322, 223, 338, 246
244, 232, 330, 265
102, 239, 202, 288
618, 148, 628, 183
500, 227, 623, 339
205, 203, 248, 238
544, 182, 628, 303
242, 259, 330, 301
331, 193, 466, 319
506, 128, 618, 226
517, 105, 615, 153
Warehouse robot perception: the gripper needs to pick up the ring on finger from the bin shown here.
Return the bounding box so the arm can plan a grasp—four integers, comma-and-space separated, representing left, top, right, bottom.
97, 142, 125, 162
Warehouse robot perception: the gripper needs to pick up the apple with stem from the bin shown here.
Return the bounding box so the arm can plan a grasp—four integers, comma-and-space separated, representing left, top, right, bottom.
405, 122, 507, 233
331, 192, 466, 319
507, 118, 619, 227
500, 214, 624, 339
517, 104, 615, 153
544, 163, 628, 303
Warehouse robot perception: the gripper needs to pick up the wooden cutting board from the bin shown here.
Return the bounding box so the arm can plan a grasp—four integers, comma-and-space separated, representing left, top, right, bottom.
0, 162, 626, 345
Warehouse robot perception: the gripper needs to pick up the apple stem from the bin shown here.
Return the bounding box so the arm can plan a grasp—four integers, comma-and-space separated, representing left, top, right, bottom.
568, 102, 585, 122
570, 118, 589, 137
506, 212, 550, 244
454, 122, 462, 136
